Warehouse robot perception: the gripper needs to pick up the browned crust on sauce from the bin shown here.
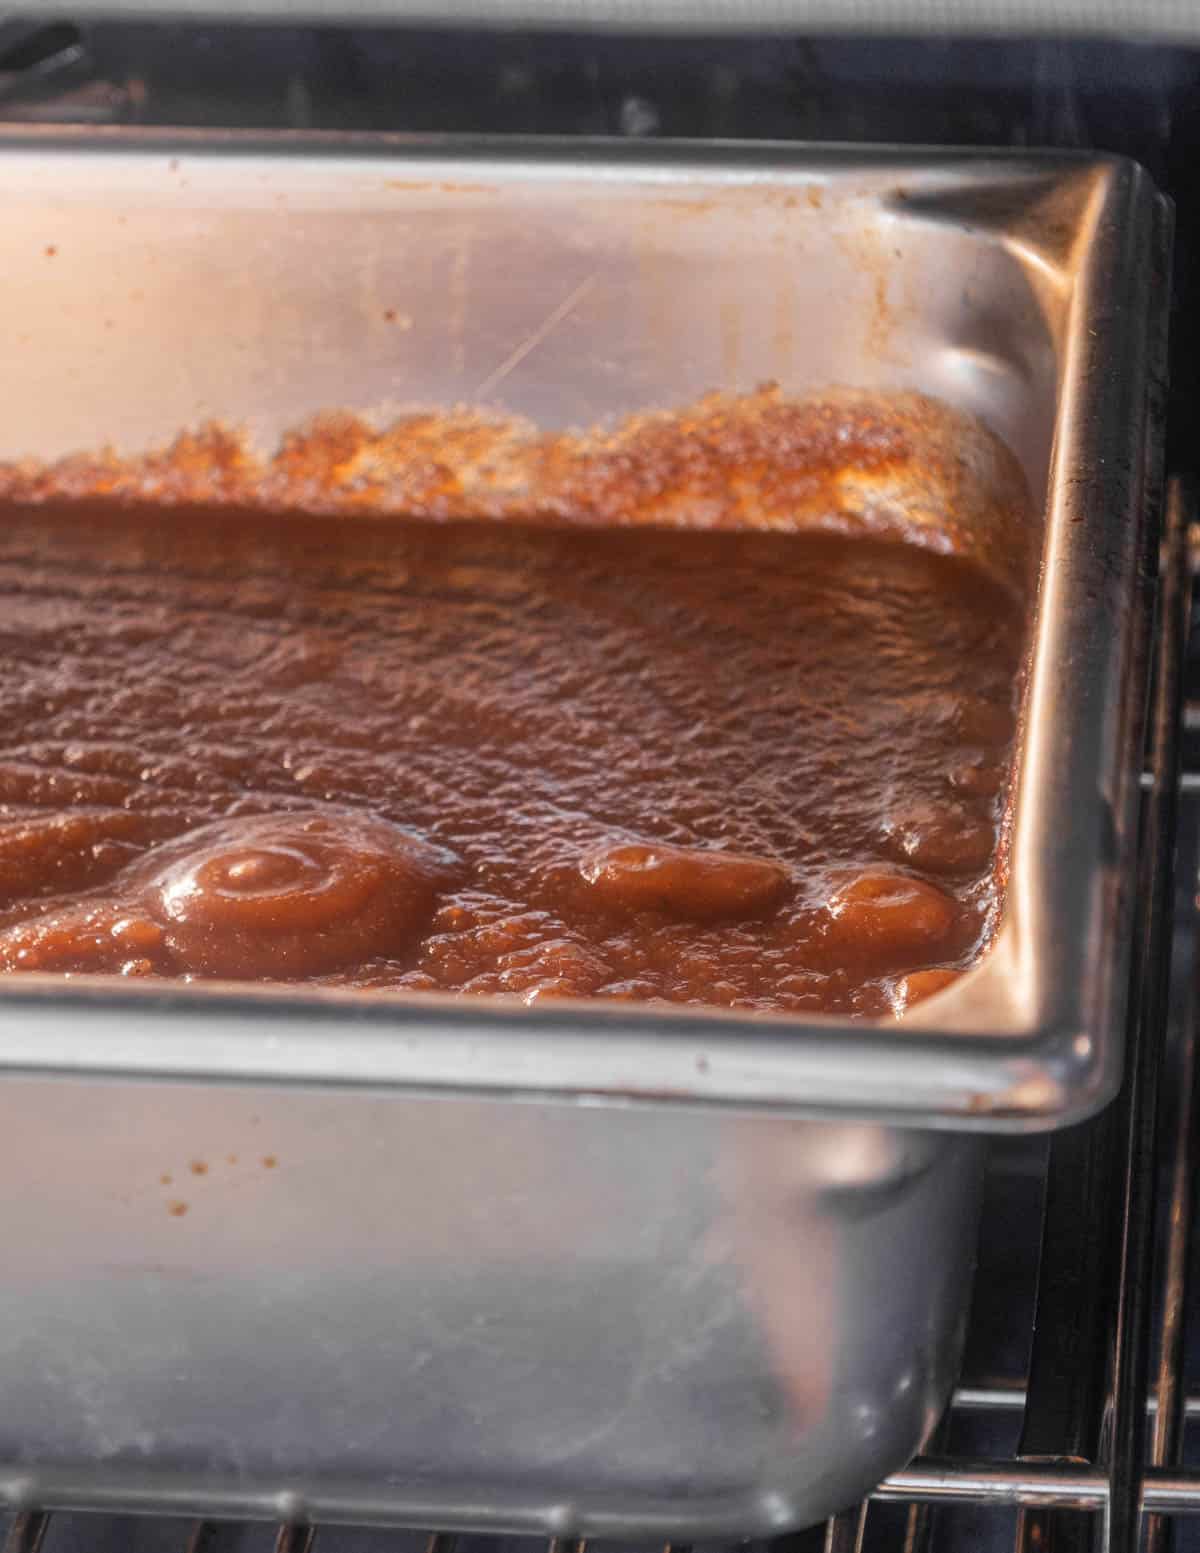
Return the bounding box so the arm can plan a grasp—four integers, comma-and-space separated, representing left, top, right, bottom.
0, 386, 1035, 597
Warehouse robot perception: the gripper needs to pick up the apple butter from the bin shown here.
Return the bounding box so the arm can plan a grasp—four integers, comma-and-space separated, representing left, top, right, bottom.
0, 501, 1021, 1017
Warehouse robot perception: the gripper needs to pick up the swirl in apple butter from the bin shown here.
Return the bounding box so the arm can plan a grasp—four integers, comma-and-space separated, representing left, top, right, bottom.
0, 809, 461, 979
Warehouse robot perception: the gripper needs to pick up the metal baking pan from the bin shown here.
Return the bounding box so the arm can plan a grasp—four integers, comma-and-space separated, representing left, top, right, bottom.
0, 133, 1169, 1535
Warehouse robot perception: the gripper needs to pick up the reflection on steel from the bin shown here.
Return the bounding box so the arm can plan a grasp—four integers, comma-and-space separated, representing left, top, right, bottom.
1104, 475, 1190, 1553
1014, 1054, 1119, 1553
953, 1384, 1200, 1416
1147, 528, 1199, 1551
874, 1462, 1200, 1515
274, 1527, 316, 1553
0, 1516, 48, 1553
900, 1406, 950, 1553
822, 1505, 867, 1553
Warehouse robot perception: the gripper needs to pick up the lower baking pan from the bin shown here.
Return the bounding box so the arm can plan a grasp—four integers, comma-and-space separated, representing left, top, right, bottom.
0, 134, 1170, 1533
0, 1082, 981, 1536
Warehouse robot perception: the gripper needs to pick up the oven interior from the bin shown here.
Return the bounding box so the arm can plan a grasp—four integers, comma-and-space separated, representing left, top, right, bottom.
0, 16, 1198, 1553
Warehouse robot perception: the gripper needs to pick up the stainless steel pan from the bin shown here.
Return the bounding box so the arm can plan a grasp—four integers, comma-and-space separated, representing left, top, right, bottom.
0, 133, 1169, 1535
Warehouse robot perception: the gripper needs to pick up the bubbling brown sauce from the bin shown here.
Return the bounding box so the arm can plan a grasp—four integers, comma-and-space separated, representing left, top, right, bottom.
0, 501, 1022, 1017
0, 810, 461, 979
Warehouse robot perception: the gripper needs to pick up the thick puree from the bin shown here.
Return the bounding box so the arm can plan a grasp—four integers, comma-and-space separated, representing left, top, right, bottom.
0, 503, 1021, 1017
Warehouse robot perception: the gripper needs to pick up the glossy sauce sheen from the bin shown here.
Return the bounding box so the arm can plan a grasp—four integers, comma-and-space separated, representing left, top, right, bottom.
0, 504, 1021, 1017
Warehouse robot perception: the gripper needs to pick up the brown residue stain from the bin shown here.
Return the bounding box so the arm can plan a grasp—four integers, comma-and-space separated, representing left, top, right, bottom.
806, 185, 824, 209
870, 272, 892, 357
385, 179, 491, 195
189, 1159, 208, 1176
654, 197, 718, 218
166, 1200, 188, 1217
43, 245, 57, 258
0, 388, 1033, 597
383, 308, 397, 322
226, 1153, 239, 1165
261, 1154, 278, 1169
159, 1172, 172, 1186
828, 217, 909, 368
